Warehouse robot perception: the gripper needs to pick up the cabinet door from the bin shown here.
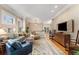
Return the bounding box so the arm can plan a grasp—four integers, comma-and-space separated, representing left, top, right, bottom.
64, 35, 70, 49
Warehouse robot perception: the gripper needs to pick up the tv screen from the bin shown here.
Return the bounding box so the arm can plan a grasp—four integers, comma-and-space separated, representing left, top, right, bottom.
58, 22, 67, 31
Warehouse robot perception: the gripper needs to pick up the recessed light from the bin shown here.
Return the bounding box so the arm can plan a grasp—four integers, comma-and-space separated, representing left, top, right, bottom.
51, 10, 54, 13
54, 5, 58, 8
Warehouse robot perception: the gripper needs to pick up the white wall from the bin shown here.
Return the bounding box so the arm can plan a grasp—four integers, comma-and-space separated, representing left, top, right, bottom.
52, 5, 79, 39
29, 23, 43, 32
26, 18, 43, 32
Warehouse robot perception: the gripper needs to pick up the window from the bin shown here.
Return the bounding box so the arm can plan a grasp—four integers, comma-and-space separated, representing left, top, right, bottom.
4, 15, 14, 24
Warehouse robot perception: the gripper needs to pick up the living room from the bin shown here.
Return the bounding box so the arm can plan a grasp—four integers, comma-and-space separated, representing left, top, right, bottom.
0, 4, 79, 55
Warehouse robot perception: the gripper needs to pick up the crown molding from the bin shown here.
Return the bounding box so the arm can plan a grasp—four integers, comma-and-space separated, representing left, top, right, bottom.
0, 5, 23, 18
52, 5, 73, 19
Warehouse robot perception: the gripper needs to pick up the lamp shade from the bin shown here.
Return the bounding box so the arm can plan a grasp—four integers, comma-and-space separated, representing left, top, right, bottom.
0, 29, 7, 35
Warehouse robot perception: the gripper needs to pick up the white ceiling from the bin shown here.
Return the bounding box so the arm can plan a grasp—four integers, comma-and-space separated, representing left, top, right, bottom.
6, 4, 69, 21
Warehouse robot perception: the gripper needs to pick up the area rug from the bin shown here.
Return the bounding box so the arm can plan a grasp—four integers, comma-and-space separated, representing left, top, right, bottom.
32, 32, 64, 55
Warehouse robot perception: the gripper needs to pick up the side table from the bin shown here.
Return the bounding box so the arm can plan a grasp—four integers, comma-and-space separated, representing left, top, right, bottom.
0, 43, 6, 55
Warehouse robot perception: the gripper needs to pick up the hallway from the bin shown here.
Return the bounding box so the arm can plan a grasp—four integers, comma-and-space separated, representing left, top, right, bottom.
32, 32, 64, 55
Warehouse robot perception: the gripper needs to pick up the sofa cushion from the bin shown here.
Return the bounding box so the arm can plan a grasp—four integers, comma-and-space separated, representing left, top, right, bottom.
17, 36, 25, 42
7, 39, 17, 45
21, 42, 30, 47
11, 41, 22, 50
21, 41, 26, 44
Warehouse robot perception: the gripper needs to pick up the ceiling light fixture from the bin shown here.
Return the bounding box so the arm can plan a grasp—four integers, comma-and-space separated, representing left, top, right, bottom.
51, 10, 54, 13
54, 5, 58, 8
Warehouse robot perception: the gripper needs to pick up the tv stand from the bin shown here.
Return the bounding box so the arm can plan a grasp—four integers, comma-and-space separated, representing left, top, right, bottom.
53, 32, 70, 47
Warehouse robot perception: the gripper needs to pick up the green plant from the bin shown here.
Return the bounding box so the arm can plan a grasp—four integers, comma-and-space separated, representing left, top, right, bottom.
26, 27, 29, 33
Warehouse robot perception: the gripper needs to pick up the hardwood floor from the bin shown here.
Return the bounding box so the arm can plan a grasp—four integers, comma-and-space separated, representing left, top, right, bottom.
32, 32, 64, 55
51, 39, 68, 55
45, 33, 68, 55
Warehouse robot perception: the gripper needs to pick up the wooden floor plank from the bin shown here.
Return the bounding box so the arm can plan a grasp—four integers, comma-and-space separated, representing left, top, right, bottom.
45, 33, 68, 55
50, 39, 68, 55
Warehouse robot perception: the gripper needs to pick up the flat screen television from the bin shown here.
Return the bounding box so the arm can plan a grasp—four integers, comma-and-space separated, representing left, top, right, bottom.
58, 22, 67, 31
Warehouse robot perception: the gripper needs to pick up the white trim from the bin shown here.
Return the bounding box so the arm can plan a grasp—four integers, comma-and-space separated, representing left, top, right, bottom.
52, 5, 73, 19
0, 5, 22, 17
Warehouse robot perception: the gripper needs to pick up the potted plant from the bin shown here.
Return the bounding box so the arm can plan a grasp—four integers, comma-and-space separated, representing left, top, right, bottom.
26, 27, 29, 33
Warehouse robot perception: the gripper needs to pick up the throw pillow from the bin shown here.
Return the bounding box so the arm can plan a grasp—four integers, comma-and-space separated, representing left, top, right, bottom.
21, 41, 26, 44
11, 41, 22, 50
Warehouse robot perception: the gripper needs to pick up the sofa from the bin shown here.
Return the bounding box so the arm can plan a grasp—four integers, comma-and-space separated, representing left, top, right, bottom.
6, 37, 33, 55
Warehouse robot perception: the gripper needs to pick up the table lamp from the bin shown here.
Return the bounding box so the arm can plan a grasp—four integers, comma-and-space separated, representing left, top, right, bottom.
0, 28, 8, 38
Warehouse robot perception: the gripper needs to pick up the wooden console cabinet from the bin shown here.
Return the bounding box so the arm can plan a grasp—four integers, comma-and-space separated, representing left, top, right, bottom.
54, 32, 70, 47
